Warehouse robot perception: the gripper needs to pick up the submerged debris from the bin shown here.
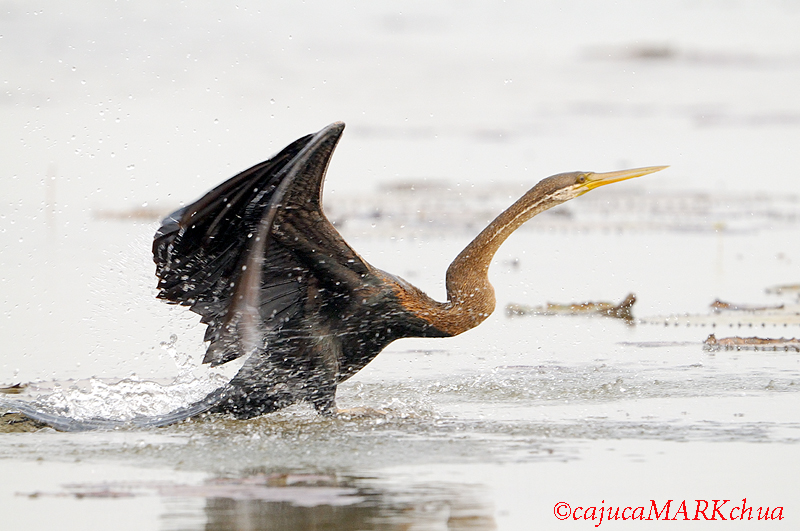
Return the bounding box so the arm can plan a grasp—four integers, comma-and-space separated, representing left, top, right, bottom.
703, 334, 800, 352
506, 293, 636, 323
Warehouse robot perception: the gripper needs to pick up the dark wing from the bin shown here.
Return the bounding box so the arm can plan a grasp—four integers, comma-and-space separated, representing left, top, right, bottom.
153, 122, 369, 366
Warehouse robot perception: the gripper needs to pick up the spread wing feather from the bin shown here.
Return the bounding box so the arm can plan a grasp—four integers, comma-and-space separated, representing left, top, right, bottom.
152, 133, 313, 312
152, 123, 369, 366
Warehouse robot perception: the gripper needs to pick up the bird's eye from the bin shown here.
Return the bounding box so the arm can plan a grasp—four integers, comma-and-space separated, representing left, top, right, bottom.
577, 175, 586, 184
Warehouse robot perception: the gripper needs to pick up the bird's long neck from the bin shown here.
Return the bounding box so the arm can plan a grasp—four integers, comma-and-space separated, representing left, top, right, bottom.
429, 180, 569, 336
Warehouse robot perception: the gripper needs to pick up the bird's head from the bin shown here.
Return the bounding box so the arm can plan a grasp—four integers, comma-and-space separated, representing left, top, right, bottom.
541, 166, 668, 202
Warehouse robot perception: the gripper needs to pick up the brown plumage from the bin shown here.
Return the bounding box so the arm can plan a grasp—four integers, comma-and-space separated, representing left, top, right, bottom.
0, 122, 665, 430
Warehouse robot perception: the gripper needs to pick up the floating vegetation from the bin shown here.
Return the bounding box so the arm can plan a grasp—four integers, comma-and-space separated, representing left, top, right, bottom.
0, 412, 47, 433
506, 293, 635, 323
710, 299, 784, 313
703, 334, 800, 352
641, 286, 800, 328
18, 473, 362, 505
91, 186, 800, 237
93, 206, 170, 221
0, 383, 26, 395
583, 43, 797, 67
765, 283, 800, 297
640, 310, 800, 328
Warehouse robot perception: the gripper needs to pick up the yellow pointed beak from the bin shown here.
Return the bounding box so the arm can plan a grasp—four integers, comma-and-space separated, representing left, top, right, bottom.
584, 165, 668, 191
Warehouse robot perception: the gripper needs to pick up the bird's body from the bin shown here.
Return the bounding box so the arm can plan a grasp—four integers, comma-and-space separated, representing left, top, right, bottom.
202, 269, 450, 417
0, 122, 665, 430
152, 123, 455, 418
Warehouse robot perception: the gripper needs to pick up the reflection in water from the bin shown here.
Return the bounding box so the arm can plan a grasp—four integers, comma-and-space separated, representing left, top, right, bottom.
203, 499, 378, 531
160, 473, 497, 531
18, 471, 497, 530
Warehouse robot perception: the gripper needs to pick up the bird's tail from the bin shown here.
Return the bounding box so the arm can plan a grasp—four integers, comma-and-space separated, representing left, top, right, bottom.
0, 387, 230, 432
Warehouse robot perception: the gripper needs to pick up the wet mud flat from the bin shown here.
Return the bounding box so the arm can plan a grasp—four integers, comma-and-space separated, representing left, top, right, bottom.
2, 182, 800, 530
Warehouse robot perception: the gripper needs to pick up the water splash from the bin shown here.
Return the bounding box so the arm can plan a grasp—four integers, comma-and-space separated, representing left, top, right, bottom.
29, 334, 241, 422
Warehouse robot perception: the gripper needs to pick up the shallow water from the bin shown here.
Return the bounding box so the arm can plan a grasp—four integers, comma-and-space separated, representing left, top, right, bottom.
2, 219, 799, 528
2, 0, 800, 529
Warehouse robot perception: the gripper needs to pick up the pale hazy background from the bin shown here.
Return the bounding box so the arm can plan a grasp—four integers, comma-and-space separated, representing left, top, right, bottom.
2, 0, 800, 382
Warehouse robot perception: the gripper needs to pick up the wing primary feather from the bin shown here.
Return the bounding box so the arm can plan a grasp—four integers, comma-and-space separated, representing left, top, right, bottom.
154, 122, 371, 368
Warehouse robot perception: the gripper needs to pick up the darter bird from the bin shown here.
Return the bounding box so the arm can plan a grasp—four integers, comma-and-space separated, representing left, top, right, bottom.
0, 122, 665, 430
